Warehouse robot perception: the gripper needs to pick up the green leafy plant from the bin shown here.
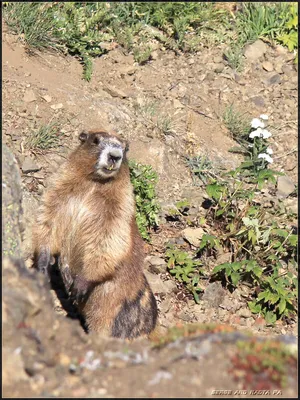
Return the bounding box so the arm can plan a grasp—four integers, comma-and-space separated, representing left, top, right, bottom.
277, 2, 298, 52
166, 199, 190, 220
129, 160, 160, 241
166, 245, 203, 302
186, 155, 217, 185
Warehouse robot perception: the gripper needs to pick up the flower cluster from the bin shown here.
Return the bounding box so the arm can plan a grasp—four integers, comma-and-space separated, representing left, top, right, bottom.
249, 114, 273, 164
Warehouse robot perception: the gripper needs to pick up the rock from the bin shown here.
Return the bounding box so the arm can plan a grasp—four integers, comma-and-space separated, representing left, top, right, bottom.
23, 89, 37, 103
202, 282, 225, 308
262, 61, 273, 72
144, 270, 169, 295
214, 251, 231, 266
159, 297, 173, 314
244, 40, 267, 61
173, 99, 184, 109
178, 310, 193, 322
21, 157, 40, 174
251, 95, 265, 108
103, 84, 128, 98
163, 280, 177, 293
182, 227, 205, 247
2, 145, 24, 259
284, 198, 297, 214
277, 175, 295, 198
146, 256, 167, 274
42, 95, 52, 103
2, 347, 29, 387
213, 55, 224, 64
213, 63, 224, 73
237, 307, 252, 318
282, 64, 296, 77
50, 103, 63, 110
264, 73, 281, 87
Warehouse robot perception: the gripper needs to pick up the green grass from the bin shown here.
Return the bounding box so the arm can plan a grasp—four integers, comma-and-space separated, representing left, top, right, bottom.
223, 105, 251, 143
26, 121, 62, 150
3, 2, 298, 79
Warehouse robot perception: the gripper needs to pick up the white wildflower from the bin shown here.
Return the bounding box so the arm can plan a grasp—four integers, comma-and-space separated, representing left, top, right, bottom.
251, 118, 265, 129
248, 144, 254, 148
266, 147, 273, 155
249, 128, 262, 138
259, 114, 269, 120
258, 153, 273, 163
261, 129, 272, 139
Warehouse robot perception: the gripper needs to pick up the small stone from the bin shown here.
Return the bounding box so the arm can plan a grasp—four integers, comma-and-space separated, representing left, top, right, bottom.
284, 198, 297, 214
50, 103, 63, 110
59, 353, 71, 366
22, 157, 40, 173
202, 282, 225, 308
282, 64, 296, 77
159, 297, 172, 314
264, 73, 281, 87
144, 271, 168, 295
244, 39, 267, 61
23, 89, 37, 103
213, 55, 224, 64
251, 95, 265, 108
42, 95, 52, 103
146, 255, 167, 274
277, 175, 295, 198
173, 99, 184, 109
178, 310, 193, 322
237, 307, 252, 318
213, 63, 224, 73
103, 84, 128, 98
262, 61, 273, 72
188, 58, 194, 65
182, 227, 205, 247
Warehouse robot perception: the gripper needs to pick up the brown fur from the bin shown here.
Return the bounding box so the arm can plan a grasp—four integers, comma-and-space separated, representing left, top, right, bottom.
32, 130, 158, 339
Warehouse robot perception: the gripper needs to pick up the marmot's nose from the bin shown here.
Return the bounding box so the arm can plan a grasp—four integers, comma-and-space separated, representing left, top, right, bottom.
108, 150, 122, 163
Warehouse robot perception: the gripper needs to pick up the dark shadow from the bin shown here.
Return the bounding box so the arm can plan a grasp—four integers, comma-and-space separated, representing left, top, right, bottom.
48, 257, 89, 333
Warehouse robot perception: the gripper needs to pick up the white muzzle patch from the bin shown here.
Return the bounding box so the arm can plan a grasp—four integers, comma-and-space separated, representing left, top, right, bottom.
96, 143, 123, 178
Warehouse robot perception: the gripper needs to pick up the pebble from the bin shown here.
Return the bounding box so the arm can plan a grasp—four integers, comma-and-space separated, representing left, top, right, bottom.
181, 227, 205, 247
262, 61, 273, 72
213, 63, 224, 73
264, 73, 281, 87
50, 103, 63, 110
237, 307, 252, 318
277, 175, 295, 198
42, 95, 52, 103
244, 39, 267, 61
22, 157, 40, 173
23, 89, 37, 103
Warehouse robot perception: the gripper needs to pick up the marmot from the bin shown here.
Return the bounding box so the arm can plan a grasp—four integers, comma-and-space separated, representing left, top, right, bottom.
32, 130, 158, 339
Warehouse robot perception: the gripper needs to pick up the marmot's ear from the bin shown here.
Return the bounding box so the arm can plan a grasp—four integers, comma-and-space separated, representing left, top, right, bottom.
79, 131, 88, 143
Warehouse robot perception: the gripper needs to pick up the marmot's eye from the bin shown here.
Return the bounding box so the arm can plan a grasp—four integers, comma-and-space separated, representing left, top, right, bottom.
93, 137, 100, 145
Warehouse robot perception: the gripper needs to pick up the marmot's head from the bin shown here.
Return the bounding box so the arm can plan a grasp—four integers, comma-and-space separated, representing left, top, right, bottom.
78, 130, 129, 179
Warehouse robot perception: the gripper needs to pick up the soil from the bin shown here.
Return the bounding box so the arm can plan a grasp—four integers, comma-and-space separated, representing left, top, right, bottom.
2, 21, 298, 398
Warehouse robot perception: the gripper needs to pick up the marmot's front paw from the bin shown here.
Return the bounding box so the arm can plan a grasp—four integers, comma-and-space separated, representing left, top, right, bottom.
70, 275, 94, 303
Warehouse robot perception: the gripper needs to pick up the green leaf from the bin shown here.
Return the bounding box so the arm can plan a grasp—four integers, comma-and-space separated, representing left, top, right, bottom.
212, 263, 227, 274
278, 298, 286, 314
231, 272, 240, 286
248, 301, 261, 314
265, 311, 276, 325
